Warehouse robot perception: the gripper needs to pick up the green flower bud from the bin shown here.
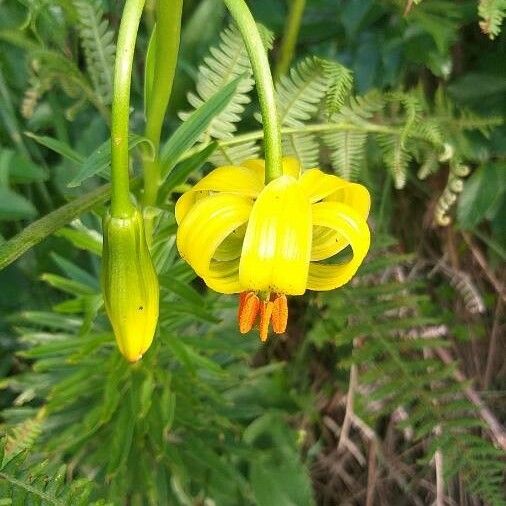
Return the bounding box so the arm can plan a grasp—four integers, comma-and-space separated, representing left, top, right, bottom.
101, 207, 159, 362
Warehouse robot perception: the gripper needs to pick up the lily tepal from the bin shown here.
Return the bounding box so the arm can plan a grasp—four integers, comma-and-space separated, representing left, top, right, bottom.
176, 157, 371, 341
102, 207, 159, 362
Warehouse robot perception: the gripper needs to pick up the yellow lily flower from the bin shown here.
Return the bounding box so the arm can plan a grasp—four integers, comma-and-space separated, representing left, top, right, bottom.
176, 157, 371, 341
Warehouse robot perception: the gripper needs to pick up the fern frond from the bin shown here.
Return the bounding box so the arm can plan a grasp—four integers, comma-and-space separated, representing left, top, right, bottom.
377, 134, 412, 189
434, 88, 503, 136
417, 151, 439, 179
0, 438, 104, 505
274, 57, 330, 168
320, 60, 353, 116
388, 91, 424, 147
308, 243, 506, 505
338, 90, 384, 124
433, 263, 486, 314
416, 118, 444, 146
180, 23, 273, 143
73, 0, 115, 105
210, 140, 260, 166
282, 132, 320, 169
435, 161, 469, 225
274, 57, 354, 168
28, 49, 109, 117
276, 57, 329, 127
323, 130, 367, 180
21, 68, 51, 119
4, 415, 43, 458
478, 0, 506, 39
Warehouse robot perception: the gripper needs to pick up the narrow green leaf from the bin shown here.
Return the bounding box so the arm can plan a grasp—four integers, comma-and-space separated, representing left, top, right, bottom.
50, 252, 99, 289
144, 24, 157, 117
40, 273, 96, 296
161, 142, 217, 196
55, 222, 103, 256
25, 132, 84, 164
106, 393, 135, 476
160, 275, 205, 306
457, 163, 505, 229
159, 76, 242, 178
68, 134, 154, 188
0, 149, 47, 183
0, 188, 37, 220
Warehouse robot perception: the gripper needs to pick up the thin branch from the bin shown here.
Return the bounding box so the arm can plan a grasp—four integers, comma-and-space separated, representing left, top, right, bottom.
483, 299, 503, 389
365, 440, 377, 506
403, 0, 415, 16
462, 232, 505, 302
338, 363, 357, 452
434, 446, 444, 506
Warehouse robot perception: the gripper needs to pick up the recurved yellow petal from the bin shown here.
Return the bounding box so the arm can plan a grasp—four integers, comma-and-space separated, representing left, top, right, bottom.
214, 223, 247, 261
326, 182, 371, 219
239, 176, 312, 295
206, 258, 242, 293
176, 193, 252, 292
307, 202, 370, 291
311, 225, 349, 261
175, 165, 262, 223
299, 169, 349, 203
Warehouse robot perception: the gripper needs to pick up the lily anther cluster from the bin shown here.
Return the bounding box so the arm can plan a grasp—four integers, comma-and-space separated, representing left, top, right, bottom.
175, 157, 371, 341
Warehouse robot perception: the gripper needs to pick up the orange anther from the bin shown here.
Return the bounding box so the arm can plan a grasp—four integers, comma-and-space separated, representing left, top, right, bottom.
238, 292, 260, 334
259, 300, 274, 342
271, 293, 288, 334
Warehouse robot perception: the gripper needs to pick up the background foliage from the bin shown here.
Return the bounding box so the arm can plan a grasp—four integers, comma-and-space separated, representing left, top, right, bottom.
0, 0, 505, 504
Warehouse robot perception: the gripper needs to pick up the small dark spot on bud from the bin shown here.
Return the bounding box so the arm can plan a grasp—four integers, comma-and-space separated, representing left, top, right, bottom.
139, 306, 143, 310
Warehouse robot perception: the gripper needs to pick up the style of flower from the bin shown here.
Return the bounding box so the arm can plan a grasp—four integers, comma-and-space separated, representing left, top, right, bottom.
175, 157, 371, 341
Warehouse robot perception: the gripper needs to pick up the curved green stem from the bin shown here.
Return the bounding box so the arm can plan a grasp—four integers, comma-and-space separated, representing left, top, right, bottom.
275, 0, 306, 79
223, 0, 282, 183
110, 0, 145, 217
143, 0, 183, 208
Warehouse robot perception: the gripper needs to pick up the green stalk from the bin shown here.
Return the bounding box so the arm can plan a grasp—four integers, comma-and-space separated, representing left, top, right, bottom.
223, 0, 282, 183
110, 0, 146, 217
275, 0, 306, 80
143, 0, 183, 208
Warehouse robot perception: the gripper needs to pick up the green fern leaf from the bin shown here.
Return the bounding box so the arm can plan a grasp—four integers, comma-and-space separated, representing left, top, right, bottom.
377, 133, 411, 189
338, 90, 384, 124
417, 151, 439, 179
211, 140, 260, 166
180, 23, 272, 165
0, 437, 106, 505
274, 57, 329, 167
4, 416, 43, 459
320, 60, 354, 116
282, 132, 319, 169
276, 56, 328, 128
323, 130, 367, 180
73, 0, 115, 105
478, 0, 506, 39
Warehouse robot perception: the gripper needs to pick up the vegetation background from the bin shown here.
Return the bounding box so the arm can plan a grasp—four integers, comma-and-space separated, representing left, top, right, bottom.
0, 0, 504, 504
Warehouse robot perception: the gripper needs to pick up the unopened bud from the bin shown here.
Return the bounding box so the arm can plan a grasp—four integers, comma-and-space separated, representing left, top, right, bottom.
101, 207, 159, 362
